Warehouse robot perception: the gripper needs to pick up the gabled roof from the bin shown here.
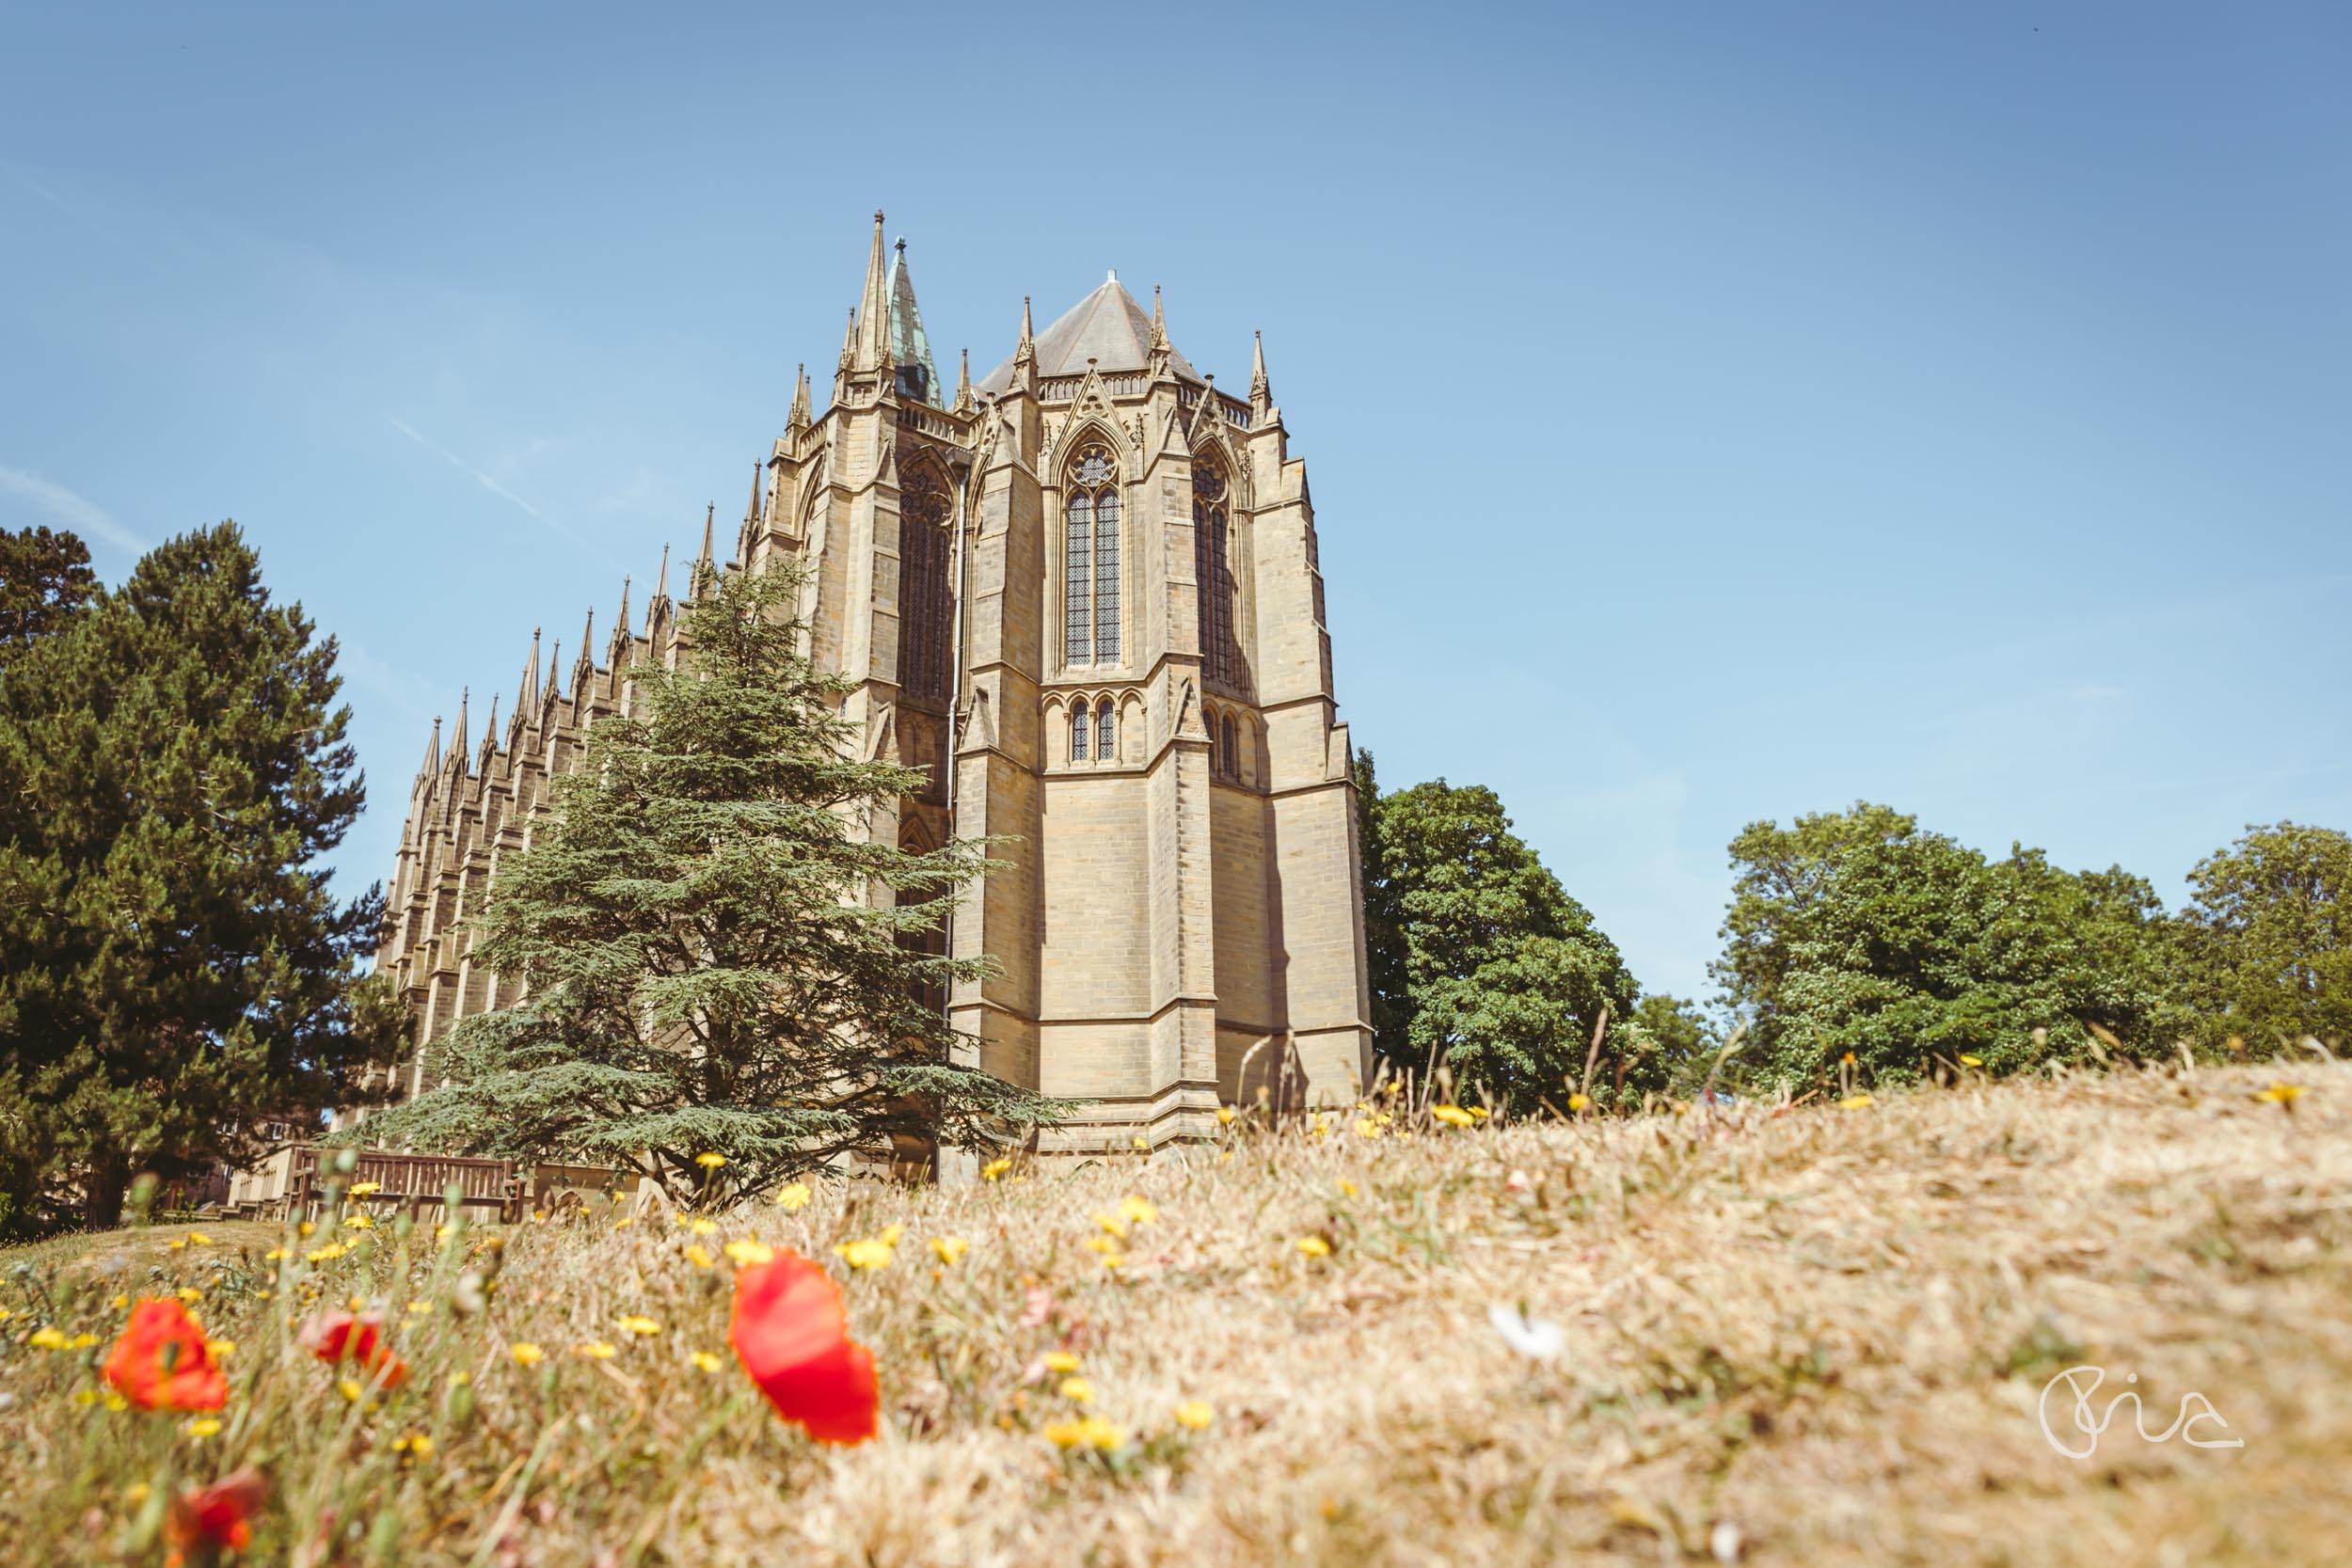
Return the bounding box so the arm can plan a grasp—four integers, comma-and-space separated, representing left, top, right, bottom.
977, 275, 1200, 395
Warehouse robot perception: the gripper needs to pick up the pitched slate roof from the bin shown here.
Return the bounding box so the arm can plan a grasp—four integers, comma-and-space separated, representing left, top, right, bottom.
976, 275, 1201, 395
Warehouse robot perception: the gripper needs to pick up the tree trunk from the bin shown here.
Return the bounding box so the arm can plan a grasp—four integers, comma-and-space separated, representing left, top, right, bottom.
83, 1149, 131, 1232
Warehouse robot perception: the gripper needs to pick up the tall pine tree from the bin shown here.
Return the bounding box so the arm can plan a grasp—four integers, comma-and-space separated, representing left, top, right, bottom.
0, 522, 401, 1233
357, 562, 1059, 1199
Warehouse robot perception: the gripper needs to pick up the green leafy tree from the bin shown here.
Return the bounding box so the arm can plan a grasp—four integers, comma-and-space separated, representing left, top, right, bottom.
357, 563, 1060, 1200
1714, 802, 2180, 1089
0, 522, 400, 1233
1359, 767, 1640, 1111
0, 525, 98, 662
2184, 821, 2352, 1051
1627, 992, 1722, 1099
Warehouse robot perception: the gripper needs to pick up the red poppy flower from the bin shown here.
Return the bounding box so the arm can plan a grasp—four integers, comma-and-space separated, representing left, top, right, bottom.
729, 1250, 878, 1445
166, 1465, 266, 1568
300, 1311, 409, 1390
103, 1298, 229, 1412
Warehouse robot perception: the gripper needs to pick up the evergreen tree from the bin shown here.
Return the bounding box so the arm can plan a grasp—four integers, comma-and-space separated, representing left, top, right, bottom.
1359, 770, 1641, 1112
0, 524, 97, 661
0, 522, 400, 1233
357, 562, 1059, 1199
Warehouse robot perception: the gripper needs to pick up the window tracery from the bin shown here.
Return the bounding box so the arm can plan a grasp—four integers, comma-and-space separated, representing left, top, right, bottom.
895, 464, 955, 703
1193, 457, 1237, 687
1063, 443, 1121, 666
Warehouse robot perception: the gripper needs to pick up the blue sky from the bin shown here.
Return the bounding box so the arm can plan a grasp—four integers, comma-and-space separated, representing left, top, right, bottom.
4, 3, 2347, 1003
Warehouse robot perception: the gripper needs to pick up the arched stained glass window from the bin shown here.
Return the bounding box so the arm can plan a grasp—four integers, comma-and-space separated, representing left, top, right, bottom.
896, 464, 954, 702
1071, 700, 1089, 762
1064, 443, 1120, 667
1193, 457, 1236, 687
1098, 702, 1115, 762
1221, 713, 1238, 778
1064, 492, 1092, 665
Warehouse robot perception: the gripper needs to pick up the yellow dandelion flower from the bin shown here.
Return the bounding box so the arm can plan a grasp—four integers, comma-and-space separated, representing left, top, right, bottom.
1093, 1212, 1129, 1240
103, 1393, 128, 1412
406, 1300, 434, 1316
616, 1315, 662, 1337
613, 1216, 633, 1228
263, 1247, 290, 1262
185, 1230, 213, 1245
689, 1217, 719, 1236
834, 1237, 895, 1270
1216, 1104, 1237, 1125
175, 1287, 201, 1303
980, 1158, 1012, 1182
575, 1341, 617, 1360
510, 1342, 546, 1367
2258, 1083, 2307, 1105
1083, 1234, 1122, 1255
776, 1182, 814, 1210
1840, 1052, 1856, 1066
881, 1222, 906, 1245
108, 1294, 128, 1310
690, 1350, 723, 1373
1042, 1415, 1128, 1450
1118, 1195, 1158, 1227
297, 1221, 315, 1236
1058, 1375, 1095, 1402
1838, 1093, 1875, 1110
1431, 1105, 1474, 1128
29, 1327, 68, 1350
1098, 1250, 1125, 1270
1173, 1400, 1214, 1431
930, 1235, 969, 1265
206, 1338, 235, 1358
1044, 1351, 1083, 1373
185, 1418, 223, 1438
69, 1332, 99, 1349
1337, 1180, 1359, 1197
1467, 1106, 1490, 1120
306, 1243, 346, 1262
1295, 1236, 1332, 1258
167, 1238, 187, 1250
1566, 1092, 1591, 1113
685, 1244, 716, 1269
391, 1431, 435, 1460
723, 1240, 775, 1267
343, 1213, 373, 1230
338, 1377, 365, 1402
1354, 1119, 1379, 1137
695, 1151, 727, 1168
1959, 1054, 1984, 1068
347, 1182, 381, 1196
1217, 1149, 1233, 1163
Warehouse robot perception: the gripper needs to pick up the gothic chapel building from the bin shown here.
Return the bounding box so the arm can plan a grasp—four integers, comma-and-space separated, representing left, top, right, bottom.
367, 214, 1374, 1160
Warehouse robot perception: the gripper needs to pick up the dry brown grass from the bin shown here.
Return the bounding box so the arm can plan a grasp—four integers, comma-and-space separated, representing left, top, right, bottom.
4, 1061, 2348, 1566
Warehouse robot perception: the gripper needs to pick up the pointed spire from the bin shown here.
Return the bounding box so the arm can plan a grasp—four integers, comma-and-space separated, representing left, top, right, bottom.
744, 462, 763, 529
545, 640, 561, 702
856, 210, 889, 370
1014, 295, 1035, 366
788, 362, 812, 429
448, 688, 469, 768
694, 503, 717, 597
1151, 285, 1168, 351
1249, 329, 1271, 413
613, 577, 631, 654
517, 626, 541, 717
482, 689, 500, 748
420, 714, 442, 778
837, 308, 858, 372
952, 346, 975, 416
652, 541, 672, 608
575, 606, 595, 679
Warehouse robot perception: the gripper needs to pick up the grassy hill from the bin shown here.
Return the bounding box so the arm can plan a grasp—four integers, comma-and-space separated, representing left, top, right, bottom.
3, 1061, 2346, 1566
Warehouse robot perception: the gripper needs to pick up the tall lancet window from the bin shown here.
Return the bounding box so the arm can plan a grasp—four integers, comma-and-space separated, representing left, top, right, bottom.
1098, 701, 1116, 762
1064, 444, 1120, 666
896, 464, 954, 702
1193, 456, 1236, 687
1071, 699, 1090, 762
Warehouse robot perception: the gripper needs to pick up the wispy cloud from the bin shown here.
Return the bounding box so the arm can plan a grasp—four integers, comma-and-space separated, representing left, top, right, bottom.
389, 416, 543, 518
0, 465, 145, 554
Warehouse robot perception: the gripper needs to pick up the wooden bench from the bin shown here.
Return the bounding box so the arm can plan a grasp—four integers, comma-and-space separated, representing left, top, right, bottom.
267, 1147, 521, 1225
